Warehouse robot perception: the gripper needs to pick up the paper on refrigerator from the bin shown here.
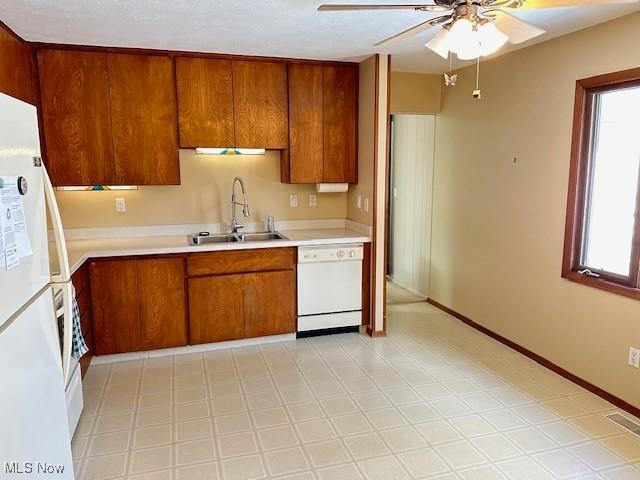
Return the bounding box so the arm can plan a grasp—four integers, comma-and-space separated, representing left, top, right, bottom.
0, 176, 32, 270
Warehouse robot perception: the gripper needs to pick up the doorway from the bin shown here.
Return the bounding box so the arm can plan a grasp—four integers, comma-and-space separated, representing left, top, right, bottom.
387, 114, 436, 305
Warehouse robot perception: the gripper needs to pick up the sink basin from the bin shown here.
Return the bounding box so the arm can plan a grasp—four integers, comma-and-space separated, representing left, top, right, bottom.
189, 231, 287, 245
240, 232, 288, 242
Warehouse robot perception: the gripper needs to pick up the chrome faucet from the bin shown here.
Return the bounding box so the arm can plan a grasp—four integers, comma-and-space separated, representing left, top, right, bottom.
231, 176, 250, 235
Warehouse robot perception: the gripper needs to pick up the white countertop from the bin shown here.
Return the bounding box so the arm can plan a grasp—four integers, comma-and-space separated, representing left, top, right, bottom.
65, 228, 370, 274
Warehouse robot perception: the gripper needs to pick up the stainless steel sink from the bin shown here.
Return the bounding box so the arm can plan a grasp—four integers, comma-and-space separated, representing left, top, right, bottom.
240, 232, 287, 242
189, 231, 287, 245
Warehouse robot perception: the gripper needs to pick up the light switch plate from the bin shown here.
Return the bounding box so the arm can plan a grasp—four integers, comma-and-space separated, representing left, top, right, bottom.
356, 195, 362, 209
308, 194, 317, 207
629, 347, 640, 368
289, 195, 298, 208
115, 197, 126, 213
364, 198, 369, 212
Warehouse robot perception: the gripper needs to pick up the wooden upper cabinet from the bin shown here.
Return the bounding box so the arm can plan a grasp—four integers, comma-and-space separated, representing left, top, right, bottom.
232, 61, 288, 149
107, 53, 180, 185
0, 25, 36, 105
176, 57, 235, 148
137, 258, 188, 350
287, 64, 324, 184
38, 50, 115, 186
323, 65, 358, 183
90, 260, 141, 355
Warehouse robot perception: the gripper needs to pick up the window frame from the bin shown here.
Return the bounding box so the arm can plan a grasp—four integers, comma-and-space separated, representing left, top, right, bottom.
563, 67, 640, 300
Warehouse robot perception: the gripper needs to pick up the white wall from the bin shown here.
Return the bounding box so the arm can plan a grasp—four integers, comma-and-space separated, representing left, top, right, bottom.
389, 114, 435, 297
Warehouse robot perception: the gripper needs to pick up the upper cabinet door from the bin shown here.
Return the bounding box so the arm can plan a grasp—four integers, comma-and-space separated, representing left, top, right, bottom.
38, 50, 114, 186
107, 54, 180, 185
288, 64, 324, 184
232, 61, 288, 149
176, 57, 235, 148
323, 65, 358, 183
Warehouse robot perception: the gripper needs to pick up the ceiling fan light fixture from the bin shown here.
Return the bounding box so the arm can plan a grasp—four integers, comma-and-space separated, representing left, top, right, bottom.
478, 22, 508, 56
425, 28, 450, 59
446, 18, 474, 54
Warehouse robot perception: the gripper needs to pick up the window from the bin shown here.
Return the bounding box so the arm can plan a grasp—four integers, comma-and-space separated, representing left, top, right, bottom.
563, 68, 640, 298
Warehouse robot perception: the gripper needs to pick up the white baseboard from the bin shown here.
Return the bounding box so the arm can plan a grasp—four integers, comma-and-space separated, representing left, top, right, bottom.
90, 333, 296, 365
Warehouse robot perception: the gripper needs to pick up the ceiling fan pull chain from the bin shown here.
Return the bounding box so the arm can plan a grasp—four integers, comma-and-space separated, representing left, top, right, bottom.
473, 57, 482, 99
443, 52, 458, 87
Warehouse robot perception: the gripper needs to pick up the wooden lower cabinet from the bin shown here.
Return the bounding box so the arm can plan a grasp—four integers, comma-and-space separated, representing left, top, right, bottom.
88, 249, 296, 355
189, 274, 245, 344
188, 270, 296, 344
138, 258, 188, 350
90, 257, 188, 355
244, 270, 295, 338
90, 260, 142, 355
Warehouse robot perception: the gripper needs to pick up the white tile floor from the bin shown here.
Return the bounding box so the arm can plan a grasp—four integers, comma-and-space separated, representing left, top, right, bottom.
73, 301, 640, 479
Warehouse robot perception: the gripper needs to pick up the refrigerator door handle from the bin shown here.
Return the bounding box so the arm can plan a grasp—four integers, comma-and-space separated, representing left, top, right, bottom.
43, 163, 71, 283
56, 281, 74, 385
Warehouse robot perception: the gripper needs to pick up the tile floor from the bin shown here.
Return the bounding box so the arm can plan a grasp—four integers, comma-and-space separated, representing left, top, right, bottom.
73, 301, 640, 479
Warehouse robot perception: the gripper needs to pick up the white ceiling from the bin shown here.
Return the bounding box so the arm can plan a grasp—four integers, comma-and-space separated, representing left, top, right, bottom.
1, 0, 638, 73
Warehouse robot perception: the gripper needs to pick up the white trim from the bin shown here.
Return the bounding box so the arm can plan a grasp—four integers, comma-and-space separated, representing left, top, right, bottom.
90, 334, 297, 364
61, 219, 350, 240
373, 54, 390, 334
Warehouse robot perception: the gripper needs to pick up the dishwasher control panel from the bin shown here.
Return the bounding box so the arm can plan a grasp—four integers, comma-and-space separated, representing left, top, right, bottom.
298, 244, 364, 263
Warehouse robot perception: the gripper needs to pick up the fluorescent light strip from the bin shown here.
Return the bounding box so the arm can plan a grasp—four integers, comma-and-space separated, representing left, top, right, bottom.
56, 186, 138, 191
195, 148, 266, 155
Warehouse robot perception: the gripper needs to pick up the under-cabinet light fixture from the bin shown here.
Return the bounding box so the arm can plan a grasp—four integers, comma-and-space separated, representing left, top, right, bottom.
195, 148, 266, 155
56, 185, 139, 191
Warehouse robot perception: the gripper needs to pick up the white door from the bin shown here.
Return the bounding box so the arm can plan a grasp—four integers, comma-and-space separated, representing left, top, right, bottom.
0, 287, 74, 479
0, 93, 49, 327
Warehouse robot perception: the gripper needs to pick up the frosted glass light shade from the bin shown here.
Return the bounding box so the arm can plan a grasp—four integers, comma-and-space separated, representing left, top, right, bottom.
426, 28, 450, 59
478, 22, 508, 56
447, 18, 474, 54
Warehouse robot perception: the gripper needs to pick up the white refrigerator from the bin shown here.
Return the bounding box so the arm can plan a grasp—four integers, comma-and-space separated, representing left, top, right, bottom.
0, 93, 75, 479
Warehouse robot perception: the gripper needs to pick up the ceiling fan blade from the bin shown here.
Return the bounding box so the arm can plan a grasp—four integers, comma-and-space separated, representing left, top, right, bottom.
318, 4, 450, 12
492, 10, 545, 43
519, 0, 638, 8
374, 16, 445, 46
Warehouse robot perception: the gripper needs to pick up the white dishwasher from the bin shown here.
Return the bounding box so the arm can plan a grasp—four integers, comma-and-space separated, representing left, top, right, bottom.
297, 244, 363, 337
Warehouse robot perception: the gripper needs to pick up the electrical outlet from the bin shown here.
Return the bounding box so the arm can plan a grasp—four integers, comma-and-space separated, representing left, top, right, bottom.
357, 195, 362, 209
115, 197, 126, 213
629, 347, 640, 368
364, 197, 369, 212
289, 195, 298, 208
308, 194, 317, 207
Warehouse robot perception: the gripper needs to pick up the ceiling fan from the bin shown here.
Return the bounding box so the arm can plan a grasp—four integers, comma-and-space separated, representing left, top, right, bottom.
318, 0, 639, 60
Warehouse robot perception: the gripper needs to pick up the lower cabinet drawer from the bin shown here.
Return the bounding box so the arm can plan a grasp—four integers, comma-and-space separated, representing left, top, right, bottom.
187, 247, 296, 276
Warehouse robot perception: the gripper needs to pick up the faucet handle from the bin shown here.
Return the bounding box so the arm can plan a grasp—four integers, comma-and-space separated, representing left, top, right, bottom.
265, 214, 275, 233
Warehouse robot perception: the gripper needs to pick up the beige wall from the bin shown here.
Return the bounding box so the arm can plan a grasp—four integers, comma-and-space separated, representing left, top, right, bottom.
390, 71, 442, 114
55, 150, 347, 229
431, 12, 640, 407
347, 55, 376, 226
